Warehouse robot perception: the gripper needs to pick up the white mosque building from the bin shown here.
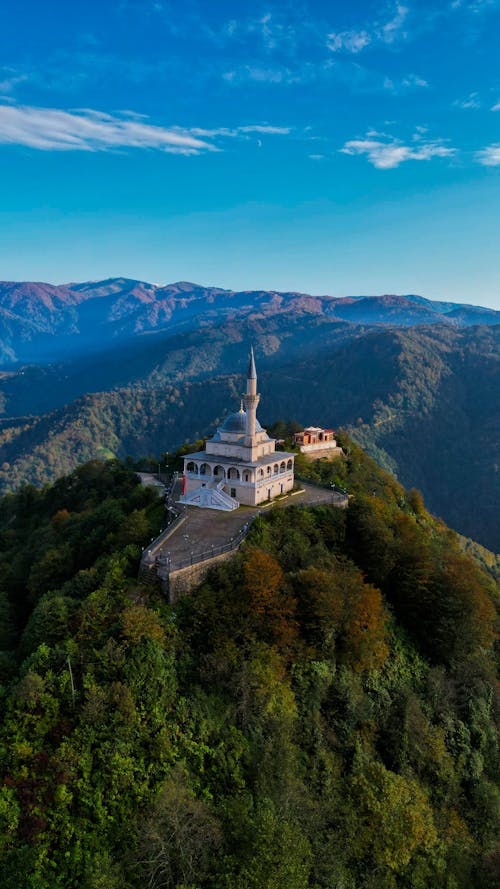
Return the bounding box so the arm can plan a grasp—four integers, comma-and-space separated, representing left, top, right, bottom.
179, 348, 295, 510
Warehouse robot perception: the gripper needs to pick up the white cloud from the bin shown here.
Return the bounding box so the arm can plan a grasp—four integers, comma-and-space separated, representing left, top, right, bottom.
0, 68, 27, 94
383, 73, 428, 92
327, 30, 371, 54
476, 144, 500, 165
491, 101, 500, 111
380, 3, 410, 43
222, 64, 314, 85
218, 9, 302, 53
188, 123, 291, 137
0, 104, 290, 153
340, 132, 455, 168
327, 3, 409, 54
454, 91, 481, 108
238, 124, 291, 134
0, 104, 213, 153
451, 0, 498, 12
223, 58, 425, 94
251, 12, 297, 52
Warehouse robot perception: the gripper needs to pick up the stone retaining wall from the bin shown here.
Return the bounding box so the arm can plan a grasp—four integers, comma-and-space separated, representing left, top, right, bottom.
163, 549, 237, 602
301, 444, 343, 455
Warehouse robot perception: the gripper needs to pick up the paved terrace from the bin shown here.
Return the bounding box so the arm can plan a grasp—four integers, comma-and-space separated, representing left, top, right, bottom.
150, 478, 345, 572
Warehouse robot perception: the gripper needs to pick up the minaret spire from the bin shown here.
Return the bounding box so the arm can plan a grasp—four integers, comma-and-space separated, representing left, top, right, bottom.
243, 346, 260, 445
248, 345, 257, 381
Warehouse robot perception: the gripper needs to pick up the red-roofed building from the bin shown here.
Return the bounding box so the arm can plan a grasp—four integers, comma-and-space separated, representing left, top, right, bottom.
294, 426, 337, 453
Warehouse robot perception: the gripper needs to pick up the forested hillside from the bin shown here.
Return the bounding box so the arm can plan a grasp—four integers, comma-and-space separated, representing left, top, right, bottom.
1, 323, 499, 551
0, 442, 498, 888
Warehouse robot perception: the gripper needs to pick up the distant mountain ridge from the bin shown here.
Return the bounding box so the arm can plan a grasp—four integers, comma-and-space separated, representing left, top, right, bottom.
1, 277, 498, 366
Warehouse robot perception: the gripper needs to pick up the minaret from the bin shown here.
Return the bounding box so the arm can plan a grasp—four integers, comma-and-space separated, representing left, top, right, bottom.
243, 346, 260, 444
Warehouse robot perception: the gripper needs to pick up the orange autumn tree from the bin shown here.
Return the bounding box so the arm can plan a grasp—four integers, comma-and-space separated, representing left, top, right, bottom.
242, 547, 299, 656
340, 578, 389, 673
122, 604, 166, 646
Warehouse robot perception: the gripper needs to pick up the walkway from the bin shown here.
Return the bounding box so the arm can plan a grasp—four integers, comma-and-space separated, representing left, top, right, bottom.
150, 479, 345, 573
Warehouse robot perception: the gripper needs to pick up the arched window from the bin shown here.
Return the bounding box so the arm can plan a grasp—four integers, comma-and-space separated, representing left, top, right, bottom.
274, 463, 279, 475
287, 459, 293, 470
259, 468, 264, 478
267, 466, 272, 475
244, 472, 249, 482
186, 461, 197, 474
199, 463, 211, 476
213, 465, 225, 477
228, 467, 240, 480
280, 461, 286, 473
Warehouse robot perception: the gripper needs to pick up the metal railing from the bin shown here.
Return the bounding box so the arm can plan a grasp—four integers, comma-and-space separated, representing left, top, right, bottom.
156, 521, 253, 574
295, 475, 349, 504
144, 479, 348, 580
140, 473, 183, 568
293, 490, 348, 509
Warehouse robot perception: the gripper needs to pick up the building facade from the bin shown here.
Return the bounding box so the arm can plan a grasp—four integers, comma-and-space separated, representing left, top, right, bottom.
180, 349, 295, 510
294, 426, 337, 453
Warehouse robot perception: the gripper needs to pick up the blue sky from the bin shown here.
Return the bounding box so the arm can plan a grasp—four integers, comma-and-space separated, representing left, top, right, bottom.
0, 0, 499, 307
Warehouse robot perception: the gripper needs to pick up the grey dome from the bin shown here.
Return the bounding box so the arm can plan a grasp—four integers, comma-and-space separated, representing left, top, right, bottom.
220, 409, 263, 434
220, 410, 247, 433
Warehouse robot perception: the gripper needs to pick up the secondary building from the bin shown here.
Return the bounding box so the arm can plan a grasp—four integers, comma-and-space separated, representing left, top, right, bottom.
294, 426, 337, 453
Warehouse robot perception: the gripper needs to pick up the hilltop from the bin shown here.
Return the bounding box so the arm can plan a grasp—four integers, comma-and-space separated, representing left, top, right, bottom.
0, 442, 498, 887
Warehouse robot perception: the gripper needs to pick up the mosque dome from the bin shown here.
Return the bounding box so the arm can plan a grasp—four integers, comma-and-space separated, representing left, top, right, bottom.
220, 406, 262, 434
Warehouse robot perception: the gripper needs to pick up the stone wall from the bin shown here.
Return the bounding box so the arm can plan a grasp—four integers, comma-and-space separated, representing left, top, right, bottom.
300, 442, 341, 453
164, 549, 237, 602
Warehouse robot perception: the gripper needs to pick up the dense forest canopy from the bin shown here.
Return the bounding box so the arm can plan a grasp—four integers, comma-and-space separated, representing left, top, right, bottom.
0, 437, 498, 888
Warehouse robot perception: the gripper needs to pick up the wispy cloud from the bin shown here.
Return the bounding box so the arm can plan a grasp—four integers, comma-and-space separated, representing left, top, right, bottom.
340, 130, 455, 168
0, 104, 290, 153
327, 3, 409, 54
222, 63, 315, 86
383, 73, 428, 92
232, 11, 299, 52
453, 91, 481, 108
0, 67, 28, 94
491, 100, 500, 111
223, 58, 427, 94
450, 0, 498, 12
476, 144, 500, 165
0, 104, 214, 153
187, 123, 291, 137
327, 31, 371, 54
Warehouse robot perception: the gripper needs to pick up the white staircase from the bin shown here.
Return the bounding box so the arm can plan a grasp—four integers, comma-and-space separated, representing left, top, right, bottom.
179, 479, 239, 511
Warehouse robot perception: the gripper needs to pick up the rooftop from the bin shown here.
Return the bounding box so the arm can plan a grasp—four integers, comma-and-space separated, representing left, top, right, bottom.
184, 451, 296, 467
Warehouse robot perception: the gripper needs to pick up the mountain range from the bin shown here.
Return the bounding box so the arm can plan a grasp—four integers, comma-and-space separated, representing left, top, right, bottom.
0, 278, 498, 551
1, 277, 499, 366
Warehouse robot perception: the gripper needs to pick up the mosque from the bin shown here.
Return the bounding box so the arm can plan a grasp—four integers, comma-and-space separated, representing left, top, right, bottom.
179, 348, 295, 510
